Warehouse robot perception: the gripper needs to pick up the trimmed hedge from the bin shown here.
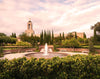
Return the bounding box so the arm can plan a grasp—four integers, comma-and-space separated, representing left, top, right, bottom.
0, 55, 100, 79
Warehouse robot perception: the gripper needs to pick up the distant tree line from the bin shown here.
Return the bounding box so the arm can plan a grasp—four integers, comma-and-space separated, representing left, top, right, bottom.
0, 33, 17, 46
0, 30, 88, 48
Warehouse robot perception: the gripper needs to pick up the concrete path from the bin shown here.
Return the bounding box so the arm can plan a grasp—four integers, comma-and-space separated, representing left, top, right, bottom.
58, 52, 88, 56
0, 52, 33, 60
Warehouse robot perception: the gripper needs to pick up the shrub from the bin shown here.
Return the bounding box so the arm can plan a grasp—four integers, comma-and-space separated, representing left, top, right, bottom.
16, 41, 32, 47
53, 44, 59, 51
62, 38, 80, 48
89, 38, 95, 54
0, 55, 100, 79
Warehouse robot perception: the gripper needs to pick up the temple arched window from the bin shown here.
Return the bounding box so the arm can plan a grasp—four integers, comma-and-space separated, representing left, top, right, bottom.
28, 24, 30, 29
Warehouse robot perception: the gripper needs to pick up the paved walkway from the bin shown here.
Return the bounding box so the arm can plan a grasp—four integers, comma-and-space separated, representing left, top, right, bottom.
0, 52, 88, 60
0, 52, 33, 60
58, 52, 88, 56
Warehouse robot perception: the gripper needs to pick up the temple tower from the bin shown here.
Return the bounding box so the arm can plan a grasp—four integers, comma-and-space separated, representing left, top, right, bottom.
25, 19, 35, 36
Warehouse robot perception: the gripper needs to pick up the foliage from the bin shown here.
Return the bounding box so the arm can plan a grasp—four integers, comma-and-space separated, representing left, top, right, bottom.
35, 43, 39, 52
19, 33, 39, 47
75, 32, 77, 39
83, 32, 86, 38
91, 22, 100, 33
40, 30, 54, 45
66, 33, 74, 39
0, 55, 100, 79
62, 32, 65, 40
77, 38, 84, 44
53, 33, 63, 45
62, 38, 80, 48
84, 38, 89, 44
16, 41, 32, 47
91, 22, 100, 43
59, 33, 62, 44
53, 44, 59, 51
0, 33, 6, 36
89, 38, 95, 54
40, 30, 44, 45
10, 33, 16, 38
0, 36, 17, 46
51, 30, 54, 44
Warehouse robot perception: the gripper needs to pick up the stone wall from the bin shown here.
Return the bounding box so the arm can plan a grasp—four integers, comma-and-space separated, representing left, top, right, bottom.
3, 48, 36, 54
57, 48, 100, 53
96, 49, 100, 53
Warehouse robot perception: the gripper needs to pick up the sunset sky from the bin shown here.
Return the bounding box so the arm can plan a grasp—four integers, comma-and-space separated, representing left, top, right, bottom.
0, 0, 100, 37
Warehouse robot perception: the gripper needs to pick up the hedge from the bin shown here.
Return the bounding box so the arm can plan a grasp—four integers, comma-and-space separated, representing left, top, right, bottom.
0, 55, 100, 79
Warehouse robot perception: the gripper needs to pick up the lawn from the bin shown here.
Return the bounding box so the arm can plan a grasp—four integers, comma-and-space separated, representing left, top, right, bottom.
82, 45, 100, 49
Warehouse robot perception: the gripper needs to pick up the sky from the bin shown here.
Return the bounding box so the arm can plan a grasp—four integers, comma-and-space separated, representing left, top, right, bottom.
0, 0, 100, 37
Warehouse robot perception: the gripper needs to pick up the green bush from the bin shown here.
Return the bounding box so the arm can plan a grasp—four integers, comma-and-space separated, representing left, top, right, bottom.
62, 38, 80, 48
16, 41, 32, 47
0, 36, 17, 45
0, 55, 100, 79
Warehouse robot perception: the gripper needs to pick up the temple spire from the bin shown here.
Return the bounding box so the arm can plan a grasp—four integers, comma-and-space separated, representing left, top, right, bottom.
29, 18, 31, 21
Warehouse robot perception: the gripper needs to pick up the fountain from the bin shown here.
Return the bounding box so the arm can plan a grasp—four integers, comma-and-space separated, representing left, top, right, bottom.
43, 43, 48, 55
25, 43, 68, 59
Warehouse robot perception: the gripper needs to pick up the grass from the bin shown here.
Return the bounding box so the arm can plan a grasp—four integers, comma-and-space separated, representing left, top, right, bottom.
3, 48, 19, 50
82, 45, 100, 49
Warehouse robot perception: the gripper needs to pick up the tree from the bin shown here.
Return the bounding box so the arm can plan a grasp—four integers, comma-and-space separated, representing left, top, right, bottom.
19, 33, 39, 47
83, 32, 86, 38
62, 40, 70, 47
75, 32, 77, 39
10, 33, 16, 38
69, 38, 80, 48
40, 30, 44, 45
89, 38, 95, 53
62, 32, 65, 39
48, 30, 51, 44
77, 38, 84, 44
44, 30, 47, 44
66, 33, 74, 39
62, 38, 80, 48
0, 33, 6, 36
51, 30, 54, 44
0, 36, 17, 46
19, 33, 28, 42
59, 33, 62, 44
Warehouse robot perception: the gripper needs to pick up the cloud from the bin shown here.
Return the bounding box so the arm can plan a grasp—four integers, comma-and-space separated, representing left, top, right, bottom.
0, 0, 100, 37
